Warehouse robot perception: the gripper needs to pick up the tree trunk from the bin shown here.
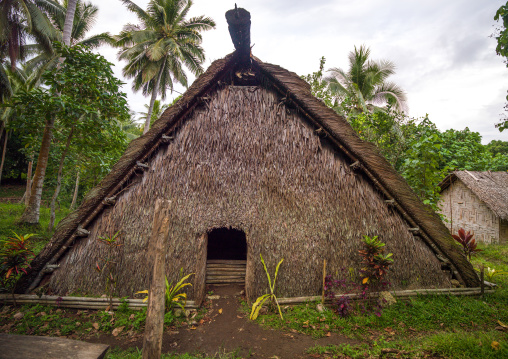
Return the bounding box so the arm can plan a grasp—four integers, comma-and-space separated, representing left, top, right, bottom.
143, 66, 164, 135
0, 129, 8, 186
19, 116, 55, 225
20, 0, 77, 225
25, 160, 33, 206
62, 0, 78, 47
70, 168, 80, 210
48, 127, 74, 231
142, 199, 171, 359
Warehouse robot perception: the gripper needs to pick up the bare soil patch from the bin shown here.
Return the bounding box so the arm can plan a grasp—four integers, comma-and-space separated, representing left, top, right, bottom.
87, 285, 355, 358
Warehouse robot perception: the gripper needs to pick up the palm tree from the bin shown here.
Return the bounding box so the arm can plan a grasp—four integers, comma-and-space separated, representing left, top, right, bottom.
0, 62, 36, 187
138, 99, 168, 130
19, 0, 81, 224
115, 0, 215, 134
325, 45, 408, 113
0, 0, 61, 67
24, 0, 113, 82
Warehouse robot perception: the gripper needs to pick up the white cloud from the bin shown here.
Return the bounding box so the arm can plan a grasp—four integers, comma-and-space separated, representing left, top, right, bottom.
87, 0, 508, 143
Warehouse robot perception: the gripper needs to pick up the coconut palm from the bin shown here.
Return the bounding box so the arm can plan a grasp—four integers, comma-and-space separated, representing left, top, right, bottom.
138, 99, 168, 130
325, 45, 408, 113
0, 0, 61, 67
0, 62, 36, 186
24, 0, 113, 82
115, 0, 215, 134
19, 0, 86, 224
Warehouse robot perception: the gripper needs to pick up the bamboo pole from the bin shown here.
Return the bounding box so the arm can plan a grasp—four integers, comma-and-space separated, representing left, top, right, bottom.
0, 286, 493, 310
143, 199, 171, 359
321, 259, 326, 305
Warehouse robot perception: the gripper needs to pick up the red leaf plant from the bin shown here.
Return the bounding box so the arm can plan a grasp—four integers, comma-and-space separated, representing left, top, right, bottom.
452, 228, 482, 261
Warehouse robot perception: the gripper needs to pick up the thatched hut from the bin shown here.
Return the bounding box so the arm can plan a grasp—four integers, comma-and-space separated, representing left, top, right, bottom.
438, 171, 508, 244
17, 8, 479, 303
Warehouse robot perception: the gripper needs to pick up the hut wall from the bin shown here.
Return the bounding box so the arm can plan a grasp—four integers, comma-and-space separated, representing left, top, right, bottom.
439, 181, 500, 244
48, 85, 451, 300
500, 220, 508, 244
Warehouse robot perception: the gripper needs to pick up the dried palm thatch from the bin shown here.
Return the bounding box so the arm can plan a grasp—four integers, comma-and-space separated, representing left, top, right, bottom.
440, 171, 508, 220
17, 52, 479, 300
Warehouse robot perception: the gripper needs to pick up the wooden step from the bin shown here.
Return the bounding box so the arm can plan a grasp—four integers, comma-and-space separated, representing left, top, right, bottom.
206, 263, 246, 268
206, 259, 246, 285
207, 260, 246, 265
206, 279, 245, 284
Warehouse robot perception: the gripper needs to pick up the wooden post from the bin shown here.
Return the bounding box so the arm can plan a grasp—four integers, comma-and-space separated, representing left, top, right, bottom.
225, 6, 251, 63
142, 199, 171, 359
321, 259, 327, 305
480, 265, 485, 297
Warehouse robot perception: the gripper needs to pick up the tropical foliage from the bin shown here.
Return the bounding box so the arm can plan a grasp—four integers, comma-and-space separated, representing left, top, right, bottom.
304, 56, 508, 209
325, 45, 407, 114
494, 1, 508, 131
136, 268, 193, 313
114, 0, 215, 134
0, 232, 34, 279
452, 228, 483, 261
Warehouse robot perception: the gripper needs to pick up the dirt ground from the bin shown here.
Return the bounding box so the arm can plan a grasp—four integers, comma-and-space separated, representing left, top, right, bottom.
88, 285, 356, 358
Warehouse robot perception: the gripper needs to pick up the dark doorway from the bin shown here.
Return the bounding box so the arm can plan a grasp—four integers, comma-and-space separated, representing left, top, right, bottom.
207, 228, 247, 260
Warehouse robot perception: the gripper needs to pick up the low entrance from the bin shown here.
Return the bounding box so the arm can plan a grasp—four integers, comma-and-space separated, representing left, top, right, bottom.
206, 228, 247, 286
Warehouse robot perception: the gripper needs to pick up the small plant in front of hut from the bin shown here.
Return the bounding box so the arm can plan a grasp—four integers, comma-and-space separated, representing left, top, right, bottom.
324, 269, 359, 318
452, 228, 482, 261
325, 236, 393, 317
250, 254, 284, 320
476, 266, 508, 283
95, 230, 123, 309
358, 235, 393, 316
164, 269, 194, 312
358, 235, 393, 285
0, 232, 35, 291
136, 268, 194, 313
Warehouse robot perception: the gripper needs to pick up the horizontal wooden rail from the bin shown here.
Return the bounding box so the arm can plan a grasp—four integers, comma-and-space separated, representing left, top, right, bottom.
277, 287, 495, 304
0, 294, 197, 311
0, 287, 494, 310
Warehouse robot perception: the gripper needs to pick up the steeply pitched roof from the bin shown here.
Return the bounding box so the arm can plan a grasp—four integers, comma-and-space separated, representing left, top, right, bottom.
17, 52, 479, 293
440, 171, 508, 220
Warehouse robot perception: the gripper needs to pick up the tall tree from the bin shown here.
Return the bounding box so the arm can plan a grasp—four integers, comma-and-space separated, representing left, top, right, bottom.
325, 45, 407, 114
0, 62, 36, 186
494, 1, 508, 131
19, 0, 76, 225
115, 0, 215, 134
61, 0, 77, 46
138, 99, 168, 131
0, 0, 61, 67
13, 45, 129, 225
25, 0, 113, 82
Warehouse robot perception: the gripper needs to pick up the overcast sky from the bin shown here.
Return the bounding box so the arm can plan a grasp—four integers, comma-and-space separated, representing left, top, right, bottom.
89, 0, 508, 144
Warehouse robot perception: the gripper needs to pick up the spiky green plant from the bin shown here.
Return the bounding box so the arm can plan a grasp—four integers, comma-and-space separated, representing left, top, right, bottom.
250, 254, 284, 320
136, 268, 193, 312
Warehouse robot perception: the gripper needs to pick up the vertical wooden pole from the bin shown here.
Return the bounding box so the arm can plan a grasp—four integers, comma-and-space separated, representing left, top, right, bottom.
143, 199, 171, 359
321, 259, 327, 304
480, 265, 485, 297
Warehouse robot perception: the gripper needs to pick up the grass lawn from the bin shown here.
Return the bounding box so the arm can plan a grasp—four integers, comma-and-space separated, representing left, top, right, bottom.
0, 201, 71, 254
253, 242, 508, 358
1, 196, 507, 358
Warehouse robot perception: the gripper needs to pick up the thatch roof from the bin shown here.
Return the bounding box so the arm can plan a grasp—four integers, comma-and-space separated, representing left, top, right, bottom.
17, 51, 480, 293
440, 171, 508, 221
